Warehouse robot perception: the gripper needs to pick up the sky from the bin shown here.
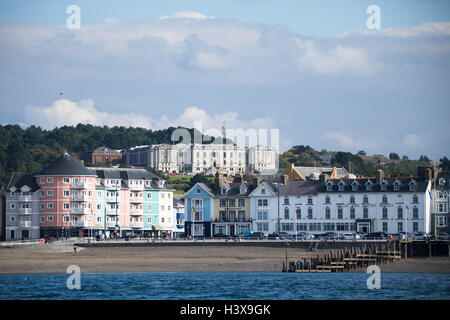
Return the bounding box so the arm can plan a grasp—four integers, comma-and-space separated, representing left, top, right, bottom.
0, 0, 449, 160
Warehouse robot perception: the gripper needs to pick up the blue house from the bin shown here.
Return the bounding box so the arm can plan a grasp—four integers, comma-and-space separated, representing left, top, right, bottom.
184, 182, 215, 238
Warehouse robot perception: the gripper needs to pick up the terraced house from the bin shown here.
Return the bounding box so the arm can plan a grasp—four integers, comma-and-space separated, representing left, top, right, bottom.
4, 153, 174, 240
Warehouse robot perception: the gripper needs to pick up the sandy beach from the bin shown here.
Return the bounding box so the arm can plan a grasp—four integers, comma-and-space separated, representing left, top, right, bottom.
0, 241, 449, 274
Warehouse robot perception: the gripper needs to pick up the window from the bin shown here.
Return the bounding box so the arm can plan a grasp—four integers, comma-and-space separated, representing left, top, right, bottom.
40, 177, 45, 184
381, 182, 387, 191
409, 183, 416, 191
397, 207, 403, 219
10, 203, 16, 209
10, 216, 15, 222
350, 196, 355, 204
40, 191, 44, 197
413, 222, 419, 232
382, 195, 388, 203
307, 208, 313, 219
296, 208, 301, 220
325, 207, 331, 219
257, 211, 268, 220
40, 203, 44, 210
363, 195, 369, 203
229, 199, 235, 207
437, 203, 448, 213
394, 182, 400, 191
350, 208, 355, 219
257, 223, 269, 232
63, 216, 70, 222
352, 183, 358, 191
438, 216, 448, 227
40, 216, 44, 223
261, 189, 266, 194
63, 203, 70, 210
193, 211, 203, 221
398, 222, 403, 232
366, 183, 372, 191
47, 216, 53, 222
47, 177, 53, 183
413, 195, 418, 204
382, 207, 388, 219
220, 199, 227, 207
63, 177, 70, 183
63, 190, 70, 197
363, 208, 369, 219
413, 207, 419, 219
326, 183, 332, 192
47, 190, 53, 196
338, 183, 344, 192
193, 199, 203, 207
238, 199, 245, 207
307, 197, 313, 205
325, 196, 331, 204
338, 208, 343, 219
196, 188, 201, 194
382, 222, 388, 232
284, 207, 289, 220
258, 199, 268, 207
47, 203, 54, 209
238, 211, 245, 221
284, 197, 289, 205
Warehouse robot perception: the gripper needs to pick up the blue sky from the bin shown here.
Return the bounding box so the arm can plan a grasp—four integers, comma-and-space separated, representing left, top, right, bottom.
0, 0, 449, 160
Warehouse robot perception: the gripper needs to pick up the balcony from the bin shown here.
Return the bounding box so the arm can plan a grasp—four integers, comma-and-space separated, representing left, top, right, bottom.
19, 195, 32, 202
71, 207, 89, 215
130, 221, 144, 228
19, 208, 32, 215
71, 220, 90, 227
106, 221, 119, 228
105, 181, 121, 190
106, 208, 119, 215
129, 196, 144, 203
20, 221, 32, 228
105, 195, 119, 202
129, 208, 144, 216
71, 194, 87, 201
129, 183, 144, 191
71, 181, 87, 189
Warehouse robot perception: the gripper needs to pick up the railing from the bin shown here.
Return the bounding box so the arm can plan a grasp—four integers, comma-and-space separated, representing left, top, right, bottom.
130, 221, 144, 228
19, 195, 32, 202
20, 221, 32, 228
106, 221, 119, 228
106, 208, 119, 215
129, 184, 144, 191
105, 182, 121, 190
71, 181, 86, 188
71, 221, 90, 227
71, 195, 87, 201
71, 207, 89, 215
214, 218, 251, 222
19, 208, 32, 215
129, 196, 144, 203
129, 209, 144, 216
105, 196, 118, 202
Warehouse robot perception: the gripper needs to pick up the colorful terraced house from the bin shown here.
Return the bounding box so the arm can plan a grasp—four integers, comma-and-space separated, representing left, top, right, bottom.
4, 153, 174, 240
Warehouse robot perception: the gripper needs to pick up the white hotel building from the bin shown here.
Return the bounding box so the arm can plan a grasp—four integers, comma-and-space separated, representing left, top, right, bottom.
250, 175, 432, 236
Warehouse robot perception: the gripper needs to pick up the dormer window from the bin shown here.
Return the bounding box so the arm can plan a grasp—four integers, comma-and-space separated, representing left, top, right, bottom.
351, 182, 358, 191
338, 182, 345, 192
380, 181, 387, 191
261, 189, 266, 195
394, 181, 400, 191
240, 184, 247, 195
284, 197, 290, 205
409, 181, 416, 191
326, 182, 333, 192
365, 181, 373, 191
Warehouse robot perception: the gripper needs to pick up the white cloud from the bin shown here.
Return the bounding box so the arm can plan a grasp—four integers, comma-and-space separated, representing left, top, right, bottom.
323, 131, 387, 152
159, 11, 215, 20
338, 22, 450, 38
403, 134, 422, 150
24, 99, 275, 134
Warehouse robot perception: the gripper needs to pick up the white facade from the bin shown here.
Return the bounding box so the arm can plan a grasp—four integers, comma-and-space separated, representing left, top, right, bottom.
126, 143, 277, 175
250, 179, 432, 236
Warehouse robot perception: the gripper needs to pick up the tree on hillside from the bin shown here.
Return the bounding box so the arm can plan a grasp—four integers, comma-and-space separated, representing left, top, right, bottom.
389, 153, 400, 160
439, 156, 450, 173
357, 150, 366, 156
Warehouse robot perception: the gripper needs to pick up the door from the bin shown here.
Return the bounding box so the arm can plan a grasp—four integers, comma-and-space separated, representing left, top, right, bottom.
358, 223, 370, 233
230, 225, 235, 236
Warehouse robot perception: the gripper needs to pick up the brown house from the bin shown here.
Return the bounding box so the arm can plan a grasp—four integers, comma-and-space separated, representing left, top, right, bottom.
83, 147, 123, 166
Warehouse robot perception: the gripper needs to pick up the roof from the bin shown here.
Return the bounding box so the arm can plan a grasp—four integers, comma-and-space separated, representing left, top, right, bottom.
318, 177, 429, 193
37, 153, 95, 176
280, 180, 319, 196
214, 183, 254, 197
293, 166, 348, 180
90, 146, 121, 154
6, 172, 40, 192
173, 195, 185, 207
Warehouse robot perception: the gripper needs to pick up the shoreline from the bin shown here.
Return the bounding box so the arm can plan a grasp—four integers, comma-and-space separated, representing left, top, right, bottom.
0, 242, 449, 274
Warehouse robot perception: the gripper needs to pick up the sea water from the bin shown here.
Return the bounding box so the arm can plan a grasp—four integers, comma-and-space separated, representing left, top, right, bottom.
0, 272, 449, 300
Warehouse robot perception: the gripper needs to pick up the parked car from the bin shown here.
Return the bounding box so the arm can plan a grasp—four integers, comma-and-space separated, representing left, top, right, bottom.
342, 233, 355, 240
278, 232, 291, 240
364, 232, 388, 240
316, 232, 342, 240
296, 232, 315, 240
267, 232, 285, 240
412, 232, 430, 240
250, 232, 267, 239
388, 233, 404, 240
214, 232, 230, 238
437, 233, 450, 240
355, 232, 366, 240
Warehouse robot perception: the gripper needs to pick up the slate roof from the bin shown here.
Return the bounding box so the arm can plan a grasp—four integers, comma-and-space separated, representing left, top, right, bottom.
280, 180, 320, 196
37, 153, 95, 176
214, 183, 254, 197
317, 177, 429, 193
6, 172, 40, 192
293, 166, 348, 179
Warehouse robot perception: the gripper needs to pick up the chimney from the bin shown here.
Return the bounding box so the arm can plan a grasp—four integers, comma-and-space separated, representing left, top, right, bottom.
215, 170, 225, 189
319, 173, 329, 183
233, 174, 242, 183
253, 176, 261, 188
376, 169, 385, 183
425, 168, 433, 181
280, 174, 289, 185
